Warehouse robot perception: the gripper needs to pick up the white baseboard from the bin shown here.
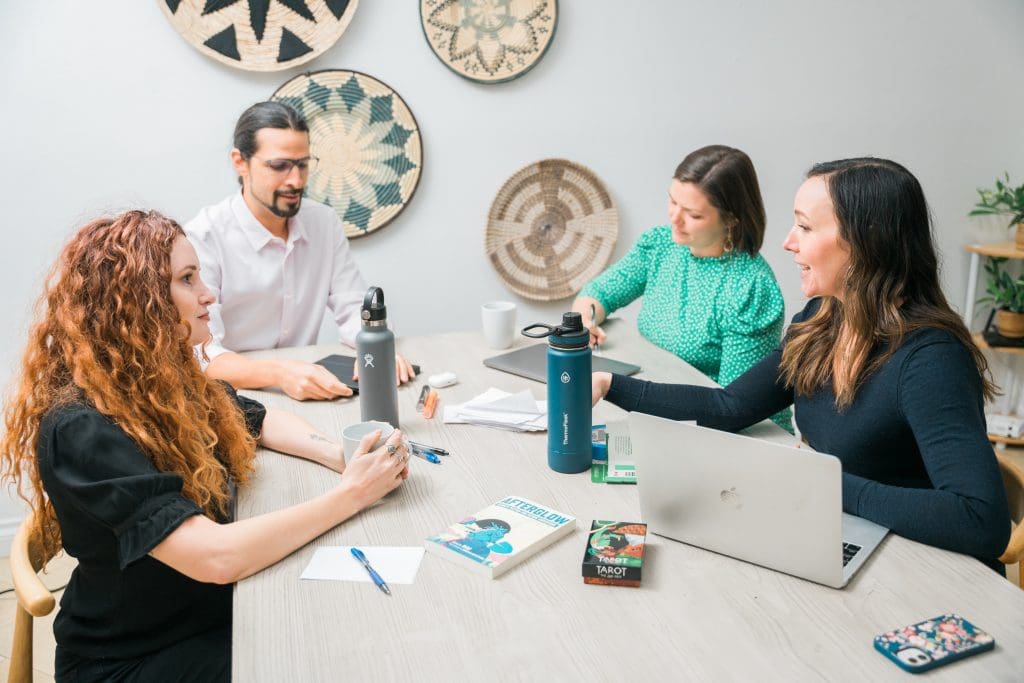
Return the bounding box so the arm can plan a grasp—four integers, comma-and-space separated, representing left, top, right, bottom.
0, 514, 23, 558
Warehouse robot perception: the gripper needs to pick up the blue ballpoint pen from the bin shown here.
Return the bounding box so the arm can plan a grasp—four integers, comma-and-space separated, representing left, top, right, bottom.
410, 446, 442, 464
350, 547, 391, 596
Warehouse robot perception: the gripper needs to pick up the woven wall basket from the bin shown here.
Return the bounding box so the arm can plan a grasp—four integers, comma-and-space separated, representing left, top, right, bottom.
159, 0, 358, 72
486, 159, 618, 301
271, 70, 423, 238
420, 0, 557, 84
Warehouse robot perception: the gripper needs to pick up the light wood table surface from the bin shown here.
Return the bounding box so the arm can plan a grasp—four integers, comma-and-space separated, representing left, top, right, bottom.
234, 323, 1024, 682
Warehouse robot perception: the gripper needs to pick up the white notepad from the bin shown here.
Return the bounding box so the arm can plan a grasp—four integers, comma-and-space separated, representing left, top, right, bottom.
300, 546, 425, 584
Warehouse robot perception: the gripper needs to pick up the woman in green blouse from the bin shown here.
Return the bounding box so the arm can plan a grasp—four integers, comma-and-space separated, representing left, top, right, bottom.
573, 145, 789, 429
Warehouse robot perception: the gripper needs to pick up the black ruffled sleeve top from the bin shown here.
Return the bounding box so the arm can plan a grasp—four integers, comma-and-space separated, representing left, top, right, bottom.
37, 388, 266, 660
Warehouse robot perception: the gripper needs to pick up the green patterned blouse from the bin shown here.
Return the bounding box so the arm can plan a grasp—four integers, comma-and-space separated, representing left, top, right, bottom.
582, 226, 791, 429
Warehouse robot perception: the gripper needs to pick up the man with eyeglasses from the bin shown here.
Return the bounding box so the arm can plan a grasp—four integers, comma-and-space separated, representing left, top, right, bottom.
184, 101, 415, 400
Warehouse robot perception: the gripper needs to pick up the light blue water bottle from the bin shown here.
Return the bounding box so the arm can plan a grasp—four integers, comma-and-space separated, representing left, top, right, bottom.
522, 312, 592, 474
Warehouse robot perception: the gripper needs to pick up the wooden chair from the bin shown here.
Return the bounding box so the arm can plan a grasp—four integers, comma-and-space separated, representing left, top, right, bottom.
8, 514, 57, 683
996, 451, 1024, 588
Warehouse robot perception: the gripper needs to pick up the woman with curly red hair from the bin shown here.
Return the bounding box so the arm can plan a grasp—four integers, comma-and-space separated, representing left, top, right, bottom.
1, 210, 408, 681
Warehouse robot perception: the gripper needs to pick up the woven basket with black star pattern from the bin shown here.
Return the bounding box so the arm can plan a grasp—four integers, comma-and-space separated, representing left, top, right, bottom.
159, 0, 358, 72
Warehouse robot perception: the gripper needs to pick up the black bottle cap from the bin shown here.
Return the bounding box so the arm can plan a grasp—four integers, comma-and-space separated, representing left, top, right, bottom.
560, 312, 583, 333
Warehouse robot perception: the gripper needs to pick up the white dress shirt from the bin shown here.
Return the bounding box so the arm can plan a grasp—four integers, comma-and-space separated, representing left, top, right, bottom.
184, 193, 367, 358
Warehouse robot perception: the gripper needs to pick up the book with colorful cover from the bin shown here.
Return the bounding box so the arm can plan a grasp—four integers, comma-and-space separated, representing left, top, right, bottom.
591, 422, 637, 484
424, 496, 576, 578
581, 520, 648, 586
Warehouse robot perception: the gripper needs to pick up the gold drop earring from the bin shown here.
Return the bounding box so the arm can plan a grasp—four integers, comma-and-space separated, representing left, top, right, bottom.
723, 225, 735, 253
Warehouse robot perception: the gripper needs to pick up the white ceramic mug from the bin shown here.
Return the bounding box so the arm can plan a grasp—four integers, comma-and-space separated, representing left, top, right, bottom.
341, 421, 393, 464
481, 301, 517, 349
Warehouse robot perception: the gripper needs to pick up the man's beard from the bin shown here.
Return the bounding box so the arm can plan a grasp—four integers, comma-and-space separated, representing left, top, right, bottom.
269, 189, 303, 218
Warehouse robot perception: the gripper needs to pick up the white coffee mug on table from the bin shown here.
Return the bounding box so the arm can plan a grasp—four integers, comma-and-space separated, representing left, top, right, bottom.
341, 420, 393, 465
481, 301, 517, 349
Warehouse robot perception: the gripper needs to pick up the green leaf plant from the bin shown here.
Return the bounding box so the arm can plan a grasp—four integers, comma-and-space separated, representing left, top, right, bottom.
981, 257, 1024, 313
969, 172, 1024, 227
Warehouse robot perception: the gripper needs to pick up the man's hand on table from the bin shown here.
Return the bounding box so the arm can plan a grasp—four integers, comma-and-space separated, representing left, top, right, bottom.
277, 359, 354, 401
352, 352, 416, 385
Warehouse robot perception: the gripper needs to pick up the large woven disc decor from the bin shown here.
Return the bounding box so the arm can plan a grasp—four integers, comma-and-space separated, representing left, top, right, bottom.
420, 0, 557, 84
159, 0, 358, 72
272, 70, 423, 238
486, 160, 618, 301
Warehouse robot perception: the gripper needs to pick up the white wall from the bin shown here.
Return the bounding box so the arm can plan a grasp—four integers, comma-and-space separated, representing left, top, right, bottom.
0, 1, 1022, 551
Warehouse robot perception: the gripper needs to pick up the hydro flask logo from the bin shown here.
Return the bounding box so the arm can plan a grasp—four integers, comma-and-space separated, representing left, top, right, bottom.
363, 353, 375, 368
560, 371, 570, 384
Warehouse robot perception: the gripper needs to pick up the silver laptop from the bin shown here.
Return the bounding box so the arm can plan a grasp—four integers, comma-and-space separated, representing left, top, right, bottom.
628, 412, 888, 588
483, 343, 641, 383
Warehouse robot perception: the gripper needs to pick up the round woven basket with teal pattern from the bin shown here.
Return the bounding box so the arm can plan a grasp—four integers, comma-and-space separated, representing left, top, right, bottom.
420, 0, 558, 84
272, 70, 423, 238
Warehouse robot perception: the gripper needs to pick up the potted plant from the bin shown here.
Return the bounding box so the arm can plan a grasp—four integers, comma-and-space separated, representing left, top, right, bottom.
970, 173, 1024, 249
982, 257, 1024, 338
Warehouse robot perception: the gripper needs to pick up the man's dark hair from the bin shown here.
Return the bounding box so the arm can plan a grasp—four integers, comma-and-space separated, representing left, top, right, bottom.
233, 102, 309, 185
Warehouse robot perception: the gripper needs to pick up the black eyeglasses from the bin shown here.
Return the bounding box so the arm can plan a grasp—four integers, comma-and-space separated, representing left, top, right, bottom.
253, 156, 319, 175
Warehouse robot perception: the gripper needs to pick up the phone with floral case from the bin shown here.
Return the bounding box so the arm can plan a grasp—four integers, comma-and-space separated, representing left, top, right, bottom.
874, 614, 994, 673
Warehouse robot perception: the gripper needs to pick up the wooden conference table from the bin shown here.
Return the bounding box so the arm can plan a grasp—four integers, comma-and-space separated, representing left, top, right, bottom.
234, 323, 1024, 681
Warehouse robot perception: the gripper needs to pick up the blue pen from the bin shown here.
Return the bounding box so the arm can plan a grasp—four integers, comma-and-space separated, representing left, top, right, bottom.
410, 446, 442, 464
409, 440, 449, 455
350, 547, 390, 596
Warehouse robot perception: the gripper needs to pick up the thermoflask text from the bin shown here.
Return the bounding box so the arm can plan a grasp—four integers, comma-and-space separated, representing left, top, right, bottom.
355, 286, 399, 428
522, 313, 592, 473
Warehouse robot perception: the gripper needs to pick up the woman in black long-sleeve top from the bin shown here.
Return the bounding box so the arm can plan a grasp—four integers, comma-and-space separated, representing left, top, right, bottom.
593, 158, 1011, 570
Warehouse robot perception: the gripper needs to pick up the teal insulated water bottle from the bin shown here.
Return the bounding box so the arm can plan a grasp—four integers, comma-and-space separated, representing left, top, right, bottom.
355, 286, 399, 428
522, 313, 592, 474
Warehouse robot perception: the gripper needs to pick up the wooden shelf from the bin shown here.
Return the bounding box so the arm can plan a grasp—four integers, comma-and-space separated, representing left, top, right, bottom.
975, 332, 1024, 355
965, 241, 1024, 259
973, 333, 1024, 355
988, 433, 1024, 447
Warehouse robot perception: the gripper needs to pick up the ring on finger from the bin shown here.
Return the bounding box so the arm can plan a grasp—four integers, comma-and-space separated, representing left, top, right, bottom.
386, 444, 397, 456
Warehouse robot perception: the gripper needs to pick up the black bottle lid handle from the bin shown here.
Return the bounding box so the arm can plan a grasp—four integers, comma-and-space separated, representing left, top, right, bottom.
522, 313, 586, 339
361, 286, 387, 321
521, 323, 557, 338
363, 286, 383, 309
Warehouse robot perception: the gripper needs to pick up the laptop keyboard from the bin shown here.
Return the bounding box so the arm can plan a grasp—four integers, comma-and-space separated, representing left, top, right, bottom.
842, 542, 862, 567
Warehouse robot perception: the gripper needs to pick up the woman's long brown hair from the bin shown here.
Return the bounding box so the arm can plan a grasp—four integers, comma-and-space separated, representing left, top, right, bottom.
1, 210, 256, 559
779, 158, 995, 407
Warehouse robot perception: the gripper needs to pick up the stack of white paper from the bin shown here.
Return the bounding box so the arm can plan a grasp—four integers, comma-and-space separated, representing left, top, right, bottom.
443, 388, 547, 431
